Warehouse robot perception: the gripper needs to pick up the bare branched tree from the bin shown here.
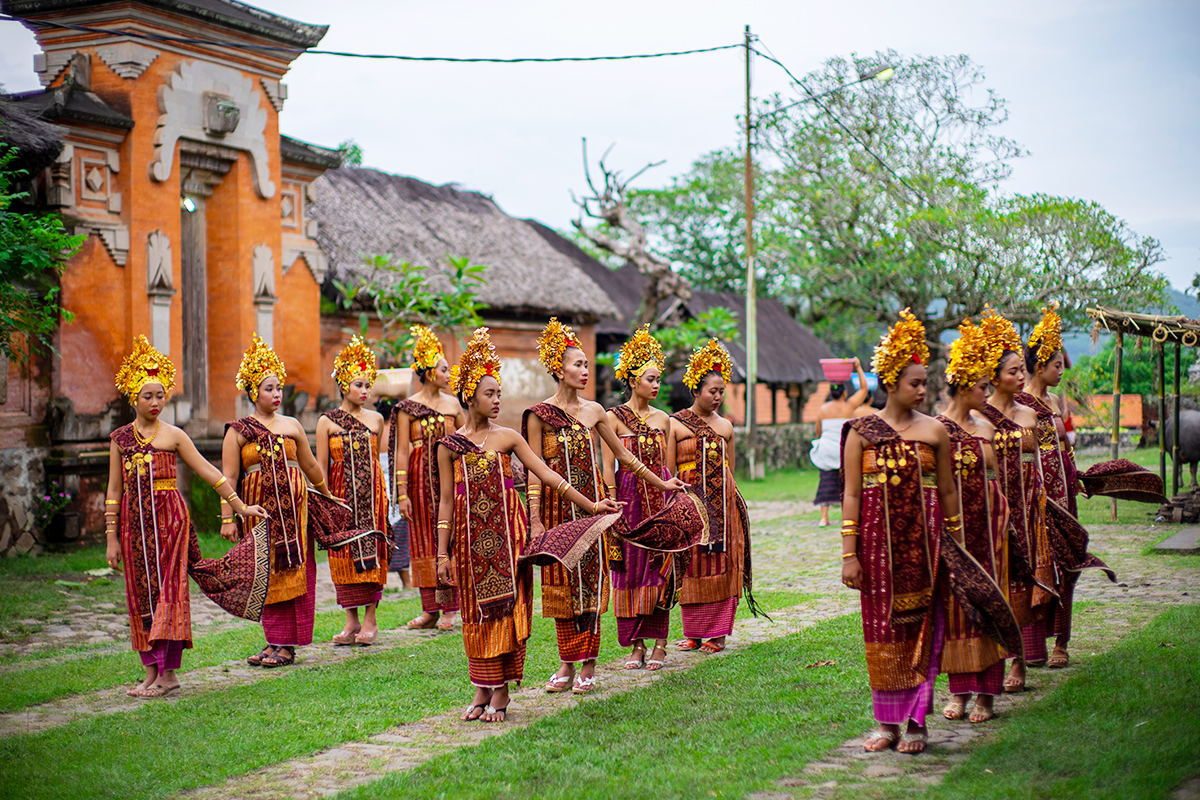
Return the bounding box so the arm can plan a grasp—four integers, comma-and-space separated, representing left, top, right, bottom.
572, 139, 692, 327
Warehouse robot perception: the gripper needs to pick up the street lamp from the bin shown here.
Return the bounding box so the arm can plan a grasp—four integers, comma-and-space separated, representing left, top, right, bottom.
742, 27, 893, 480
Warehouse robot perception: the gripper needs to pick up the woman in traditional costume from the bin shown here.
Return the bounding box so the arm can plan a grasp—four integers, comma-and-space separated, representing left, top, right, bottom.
937, 318, 1010, 724
106, 336, 269, 697
841, 310, 961, 754
221, 334, 335, 668
317, 336, 389, 646
601, 326, 678, 671
811, 358, 870, 527
976, 307, 1053, 693
435, 328, 621, 722
1019, 305, 1078, 669
388, 325, 465, 631
666, 339, 752, 655
524, 319, 687, 695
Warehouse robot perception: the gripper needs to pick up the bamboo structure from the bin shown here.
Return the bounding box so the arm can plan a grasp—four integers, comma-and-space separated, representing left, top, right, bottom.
1086, 307, 1200, 498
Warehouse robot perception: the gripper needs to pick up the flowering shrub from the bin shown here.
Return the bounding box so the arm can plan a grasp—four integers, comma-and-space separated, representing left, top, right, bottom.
34, 480, 72, 528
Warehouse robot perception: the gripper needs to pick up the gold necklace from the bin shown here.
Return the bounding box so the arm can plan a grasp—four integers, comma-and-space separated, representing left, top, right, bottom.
134, 420, 161, 446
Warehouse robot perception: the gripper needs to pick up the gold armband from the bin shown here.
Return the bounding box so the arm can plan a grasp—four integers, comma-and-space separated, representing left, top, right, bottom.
213, 476, 227, 490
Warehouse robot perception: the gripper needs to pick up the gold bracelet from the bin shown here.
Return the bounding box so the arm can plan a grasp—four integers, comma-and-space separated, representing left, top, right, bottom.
591, 501, 599, 515
554, 477, 569, 496
220, 517, 235, 524
396, 494, 408, 502
312, 477, 326, 488
436, 520, 451, 529
105, 499, 120, 505
213, 476, 227, 490
841, 552, 858, 560
436, 553, 451, 564
396, 470, 408, 475
104, 510, 119, 516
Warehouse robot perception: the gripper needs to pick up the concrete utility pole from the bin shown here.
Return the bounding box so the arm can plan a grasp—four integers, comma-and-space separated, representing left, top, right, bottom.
744, 24, 759, 480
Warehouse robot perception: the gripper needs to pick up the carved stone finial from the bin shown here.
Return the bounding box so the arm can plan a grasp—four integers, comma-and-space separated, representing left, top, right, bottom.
146, 231, 173, 293
252, 244, 275, 299
96, 43, 160, 80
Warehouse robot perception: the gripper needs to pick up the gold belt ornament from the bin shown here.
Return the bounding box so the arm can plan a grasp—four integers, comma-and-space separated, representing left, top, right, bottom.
153, 478, 177, 491
245, 460, 301, 474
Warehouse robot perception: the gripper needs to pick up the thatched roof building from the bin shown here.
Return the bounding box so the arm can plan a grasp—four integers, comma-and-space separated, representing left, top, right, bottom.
311, 168, 619, 322
524, 220, 834, 384
0, 94, 67, 176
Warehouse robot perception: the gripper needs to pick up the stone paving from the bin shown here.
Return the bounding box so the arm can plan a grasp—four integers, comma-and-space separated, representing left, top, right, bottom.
3, 497, 1196, 798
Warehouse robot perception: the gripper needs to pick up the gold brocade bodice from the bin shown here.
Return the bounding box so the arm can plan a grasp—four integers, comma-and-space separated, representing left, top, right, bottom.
411, 414, 449, 444
861, 442, 937, 488
240, 436, 299, 469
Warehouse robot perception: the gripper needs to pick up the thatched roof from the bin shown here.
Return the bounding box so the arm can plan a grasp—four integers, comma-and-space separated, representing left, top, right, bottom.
0, 95, 64, 175
525, 222, 835, 383
311, 168, 619, 320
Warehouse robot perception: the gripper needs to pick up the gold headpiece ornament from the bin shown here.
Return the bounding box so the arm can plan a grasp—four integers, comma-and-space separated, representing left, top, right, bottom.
536, 317, 581, 374
332, 335, 378, 393
683, 338, 734, 390
945, 317, 1000, 389
615, 325, 665, 383
979, 305, 1023, 357
410, 325, 445, 372
871, 308, 930, 387
114, 335, 176, 405
1029, 303, 1063, 367
451, 327, 501, 401
235, 333, 287, 401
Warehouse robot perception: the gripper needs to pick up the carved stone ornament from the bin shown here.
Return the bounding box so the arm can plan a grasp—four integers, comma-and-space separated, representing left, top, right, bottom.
96, 43, 160, 80
252, 243, 275, 300
260, 78, 287, 113
33, 50, 76, 87
150, 61, 275, 198
146, 231, 173, 293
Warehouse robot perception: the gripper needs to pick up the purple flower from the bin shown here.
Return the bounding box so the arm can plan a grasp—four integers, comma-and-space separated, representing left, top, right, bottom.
44, 495, 51, 501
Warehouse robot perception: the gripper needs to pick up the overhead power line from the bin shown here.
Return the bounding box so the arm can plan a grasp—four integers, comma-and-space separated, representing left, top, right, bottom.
0, 15, 741, 62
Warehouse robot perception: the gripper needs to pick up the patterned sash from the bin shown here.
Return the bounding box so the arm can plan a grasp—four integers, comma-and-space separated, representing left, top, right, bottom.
111, 424, 270, 625
612, 405, 668, 521
323, 409, 381, 572
1017, 392, 1073, 511
937, 416, 1000, 572
441, 433, 520, 621
522, 402, 605, 630
977, 404, 1040, 588
387, 399, 444, 509
843, 415, 935, 624
670, 409, 730, 553
227, 417, 304, 570
671, 409, 763, 618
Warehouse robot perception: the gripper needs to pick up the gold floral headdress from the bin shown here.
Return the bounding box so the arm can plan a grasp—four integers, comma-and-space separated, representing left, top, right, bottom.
945, 317, 1000, 389
235, 333, 287, 401
615, 325, 665, 383
536, 317, 581, 374
1028, 303, 1063, 367
871, 308, 930, 387
683, 338, 734, 390
979, 305, 1023, 357
332, 335, 378, 393
114, 335, 176, 404
451, 327, 501, 401
410, 325, 445, 372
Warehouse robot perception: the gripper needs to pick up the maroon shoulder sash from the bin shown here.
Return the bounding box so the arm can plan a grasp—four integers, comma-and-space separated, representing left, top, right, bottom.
671, 409, 730, 553
387, 399, 439, 504
937, 415, 997, 571
227, 416, 303, 570
846, 415, 934, 624
441, 432, 521, 620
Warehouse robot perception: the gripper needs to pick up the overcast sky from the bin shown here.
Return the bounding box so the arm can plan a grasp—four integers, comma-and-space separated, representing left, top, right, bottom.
2, 0, 1197, 291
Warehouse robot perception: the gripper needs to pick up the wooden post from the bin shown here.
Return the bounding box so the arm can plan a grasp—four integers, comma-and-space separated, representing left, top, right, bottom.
1158, 339, 1167, 487
1174, 340, 1182, 496
1111, 329, 1122, 521
743, 24, 759, 480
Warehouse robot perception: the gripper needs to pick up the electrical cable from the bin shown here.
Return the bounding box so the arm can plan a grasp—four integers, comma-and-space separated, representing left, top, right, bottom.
750, 39, 929, 205
0, 14, 741, 63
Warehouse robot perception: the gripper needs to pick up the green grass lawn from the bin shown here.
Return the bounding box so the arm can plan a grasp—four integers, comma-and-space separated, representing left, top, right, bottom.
0, 590, 813, 800
930, 604, 1200, 800
344, 614, 872, 800
0, 532, 233, 651
737, 467, 820, 504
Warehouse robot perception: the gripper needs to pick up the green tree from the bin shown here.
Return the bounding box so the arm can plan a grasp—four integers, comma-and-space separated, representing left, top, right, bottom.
1069, 336, 1198, 398
334, 255, 487, 364
631, 52, 1168, 364
0, 144, 84, 360
337, 139, 363, 168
